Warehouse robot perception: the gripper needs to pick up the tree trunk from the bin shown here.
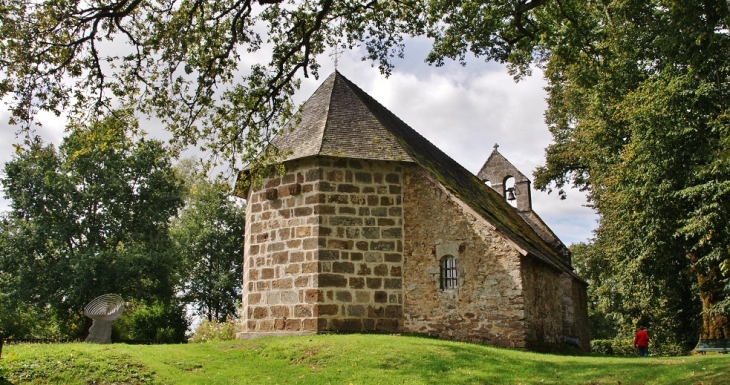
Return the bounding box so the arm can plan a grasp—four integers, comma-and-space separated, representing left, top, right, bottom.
694, 257, 730, 339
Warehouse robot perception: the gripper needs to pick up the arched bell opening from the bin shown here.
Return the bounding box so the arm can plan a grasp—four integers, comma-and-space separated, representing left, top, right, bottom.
503, 176, 517, 208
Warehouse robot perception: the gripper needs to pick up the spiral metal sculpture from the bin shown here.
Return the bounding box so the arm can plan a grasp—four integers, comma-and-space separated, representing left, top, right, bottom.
84, 294, 124, 343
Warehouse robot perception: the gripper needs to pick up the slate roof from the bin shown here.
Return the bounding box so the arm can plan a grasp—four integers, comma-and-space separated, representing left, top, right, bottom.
269, 71, 580, 278
272, 72, 412, 162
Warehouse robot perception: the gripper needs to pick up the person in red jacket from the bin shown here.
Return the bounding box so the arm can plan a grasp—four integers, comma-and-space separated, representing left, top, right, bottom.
634, 326, 650, 356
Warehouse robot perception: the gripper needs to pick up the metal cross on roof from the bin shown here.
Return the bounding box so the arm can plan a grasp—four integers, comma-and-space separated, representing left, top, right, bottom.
493, 143, 499, 150
329, 45, 344, 69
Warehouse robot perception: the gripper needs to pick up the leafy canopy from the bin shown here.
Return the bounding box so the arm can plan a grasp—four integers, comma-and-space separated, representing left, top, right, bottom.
0, 110, 184, 335
171, 158, 245, 323
532, 1, 730, 342
0, 0, 569, 172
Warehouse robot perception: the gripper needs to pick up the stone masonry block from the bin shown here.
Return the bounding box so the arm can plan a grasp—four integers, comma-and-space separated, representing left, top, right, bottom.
303, 318, 318, 331
382, 228, 402, 238
332, 262, 355, 274
367, 278, 383, 289
385, 305, 403, 318
357, 264, 372, 275
371, 241, 395, 251
271, 305, 290, 318
355, 172, 372, 183
362, 227, 380, 239
330, 318, 363, 331
295, 304, 313, 317
377, 218, 396, 226
319, 273, 348, 287
349, 277, 365, 289
317, 304, 339, 316
375, 319, 400, 332
337, 184, 360, 193
328, 239, 353, 250
285, 319, 302, 331
348, 305, 366, 317
355, 291, 370, 303
261, 268, 274, 279
385, 173, 400, 183
383, 278, 403, 289
335, 291, 352, 302
374, 264, 388, 276
329, 216, 363, 226
253, 307, 268, 319
368, 305, 385, 318
319, 250, 340, 260
339, 206, 356, 215
302, 262, 318, 273
247, 293, 262, 304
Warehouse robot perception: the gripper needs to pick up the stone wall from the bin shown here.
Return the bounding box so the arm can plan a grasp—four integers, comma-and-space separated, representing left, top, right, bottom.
241, 157, 321, 335
402, 166, 529, 347
521, 257, 563, 348
239, 156, 404, 336
313, 157, 404, 332
560, 273, 590, 348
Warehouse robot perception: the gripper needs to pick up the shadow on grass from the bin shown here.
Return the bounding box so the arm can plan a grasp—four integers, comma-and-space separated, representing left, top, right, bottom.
356, 337, 727, 385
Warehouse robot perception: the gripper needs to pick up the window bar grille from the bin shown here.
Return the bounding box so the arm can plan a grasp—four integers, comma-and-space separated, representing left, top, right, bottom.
441, 257, 457, 289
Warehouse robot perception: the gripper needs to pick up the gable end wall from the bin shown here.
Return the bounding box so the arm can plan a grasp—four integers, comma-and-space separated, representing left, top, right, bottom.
402, 166, 529, 347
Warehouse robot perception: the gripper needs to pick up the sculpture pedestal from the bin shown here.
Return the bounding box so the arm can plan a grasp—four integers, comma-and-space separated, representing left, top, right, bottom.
85, 319, 113, 344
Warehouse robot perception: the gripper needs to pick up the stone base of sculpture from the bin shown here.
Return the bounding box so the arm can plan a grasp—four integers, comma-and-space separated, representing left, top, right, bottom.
85, 319, 112, 344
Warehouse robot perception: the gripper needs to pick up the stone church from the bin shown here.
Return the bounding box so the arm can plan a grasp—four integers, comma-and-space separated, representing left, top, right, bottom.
234, 71, 589, 349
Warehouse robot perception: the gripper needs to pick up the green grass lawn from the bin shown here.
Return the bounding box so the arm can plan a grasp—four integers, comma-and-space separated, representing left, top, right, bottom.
1, 334, 727, 384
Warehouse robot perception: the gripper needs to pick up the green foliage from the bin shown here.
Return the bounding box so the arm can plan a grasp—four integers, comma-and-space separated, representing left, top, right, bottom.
2, 335, 730, 384
571, 241, 701, 352
0, 111, 185, 337
0, 293, 61, 339
590, 339, 635, 356
114, 301, 189, 343
171, 159, 245, 323
188, 319, 238, 343
531, 1, 730, 340
590, 338, 688, 357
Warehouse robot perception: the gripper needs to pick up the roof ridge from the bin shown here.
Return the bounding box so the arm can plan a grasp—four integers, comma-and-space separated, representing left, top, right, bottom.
316, 72, 339, 155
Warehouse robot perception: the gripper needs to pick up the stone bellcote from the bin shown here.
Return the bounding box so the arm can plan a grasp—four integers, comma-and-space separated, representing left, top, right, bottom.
477, 144, 532, 212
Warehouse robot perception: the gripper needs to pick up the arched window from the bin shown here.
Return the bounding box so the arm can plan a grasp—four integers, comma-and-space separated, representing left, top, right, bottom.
440, 255, 457, 290
503, 176, 517, 207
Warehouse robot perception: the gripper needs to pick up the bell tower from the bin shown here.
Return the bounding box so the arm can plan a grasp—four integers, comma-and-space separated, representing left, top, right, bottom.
477, 144, 532, 212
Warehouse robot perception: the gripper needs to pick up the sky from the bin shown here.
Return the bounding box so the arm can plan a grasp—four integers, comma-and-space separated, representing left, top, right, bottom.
0, 36, 599, 245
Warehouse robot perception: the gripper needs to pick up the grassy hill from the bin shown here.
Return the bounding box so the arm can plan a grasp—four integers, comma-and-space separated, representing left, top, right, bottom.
1, 334, 727, 384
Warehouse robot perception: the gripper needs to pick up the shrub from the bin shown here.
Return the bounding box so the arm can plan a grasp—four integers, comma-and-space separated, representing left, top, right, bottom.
590, 339, 636, 356
189, 318, 238, 343
114, 300, 189, 343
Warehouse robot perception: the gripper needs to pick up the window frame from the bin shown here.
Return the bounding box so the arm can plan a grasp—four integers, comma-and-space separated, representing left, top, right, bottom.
440, 255, 458, 290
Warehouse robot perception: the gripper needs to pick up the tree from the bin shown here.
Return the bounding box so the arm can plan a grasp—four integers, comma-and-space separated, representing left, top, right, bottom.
571, 240, 701, 353
529, 1, 730, 343
172, 159, 245, 322
0, 110, 185, 336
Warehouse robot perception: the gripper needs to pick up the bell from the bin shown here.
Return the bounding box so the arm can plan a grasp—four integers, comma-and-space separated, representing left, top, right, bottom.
506, 188, 516, 201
